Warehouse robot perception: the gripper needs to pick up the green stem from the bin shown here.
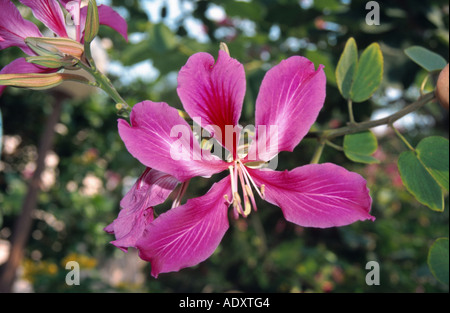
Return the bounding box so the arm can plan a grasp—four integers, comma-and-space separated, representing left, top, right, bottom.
325, 140, 344, 151
79, 43, 130, 112
310, 140, 325, 164
95, 70, 128, 108
78, 60, 130, 111
391, 124, 415, 151
84, 41, 95, 68
348, 98, 356, 124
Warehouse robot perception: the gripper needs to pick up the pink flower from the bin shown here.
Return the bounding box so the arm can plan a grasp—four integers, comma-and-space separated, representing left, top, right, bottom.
107, 50, 375, 278
0, 0, 128, 94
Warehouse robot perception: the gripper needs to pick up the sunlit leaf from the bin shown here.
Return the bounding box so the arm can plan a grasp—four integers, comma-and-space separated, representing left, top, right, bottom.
398, 151, 444, 212
350, 43, 383, 102
343, 130, 379, 164
336, 37, 358, 99
428, 238, 449, 285
336, 39, 383, 102
405, 46, 447, 72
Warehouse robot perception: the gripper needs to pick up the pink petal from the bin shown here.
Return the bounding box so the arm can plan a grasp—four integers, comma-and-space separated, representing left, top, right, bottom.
118, 100, 228, 182
177, 51, 246, 153
58, 0, 78, 5
97, 5, 128, 41
77, 4, 128, 42
0, 0, 43, 55
106, 168, 179, 252
0, 57, 57, 95
19, 0, 68, 38
104, 222, 114, 234
247, 163, 374, 228
248, 56, 326, 162
136, 175, 232, 278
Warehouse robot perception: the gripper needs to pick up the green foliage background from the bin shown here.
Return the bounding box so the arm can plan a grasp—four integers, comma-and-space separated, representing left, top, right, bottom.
0, 0, 448, 292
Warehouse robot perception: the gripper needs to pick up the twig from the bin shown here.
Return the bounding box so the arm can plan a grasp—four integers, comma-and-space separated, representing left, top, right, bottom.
313, 92, 435, 140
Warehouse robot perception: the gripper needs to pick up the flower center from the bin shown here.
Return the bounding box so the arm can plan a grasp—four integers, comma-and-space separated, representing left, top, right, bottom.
225, 160, 265, 219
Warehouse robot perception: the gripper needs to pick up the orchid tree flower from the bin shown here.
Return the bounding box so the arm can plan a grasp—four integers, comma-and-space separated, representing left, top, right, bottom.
106, 49, 375, 278
0, 0, 128, 94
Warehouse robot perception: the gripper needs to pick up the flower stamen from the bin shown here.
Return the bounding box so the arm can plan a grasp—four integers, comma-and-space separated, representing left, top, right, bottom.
237, 164, 251, 217
226, 160, 266, 218
244, 184, 258, 212
260, 184, 266, 199
240, 163, 265, 200
229, 165, 243, 218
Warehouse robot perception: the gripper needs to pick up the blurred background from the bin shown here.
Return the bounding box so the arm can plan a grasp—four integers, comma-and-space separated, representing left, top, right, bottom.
0, 0, 448, 292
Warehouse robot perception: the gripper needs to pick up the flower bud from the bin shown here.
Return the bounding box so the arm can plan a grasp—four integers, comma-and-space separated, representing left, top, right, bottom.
436, 64, 449, 110
84, 0, 100, 44
0, 73, 89, 90
25, 37, 84, 59
26, 55, 79, 69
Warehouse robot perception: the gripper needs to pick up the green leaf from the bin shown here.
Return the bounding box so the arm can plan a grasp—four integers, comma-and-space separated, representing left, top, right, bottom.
350, 43, 384, 102
336, 39, 384, 102
345, 153, 379, 164
398, 151, 444, 212
416, 136, 449, 192
343, 131, 380, 164
149, 23, 177, 54
121, 40, 152, 65
314, 0, 346, 12
428, 238, 449, 285
404, 46, 447, 72
224, 0, 264, 21
336, 37, 358, 99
